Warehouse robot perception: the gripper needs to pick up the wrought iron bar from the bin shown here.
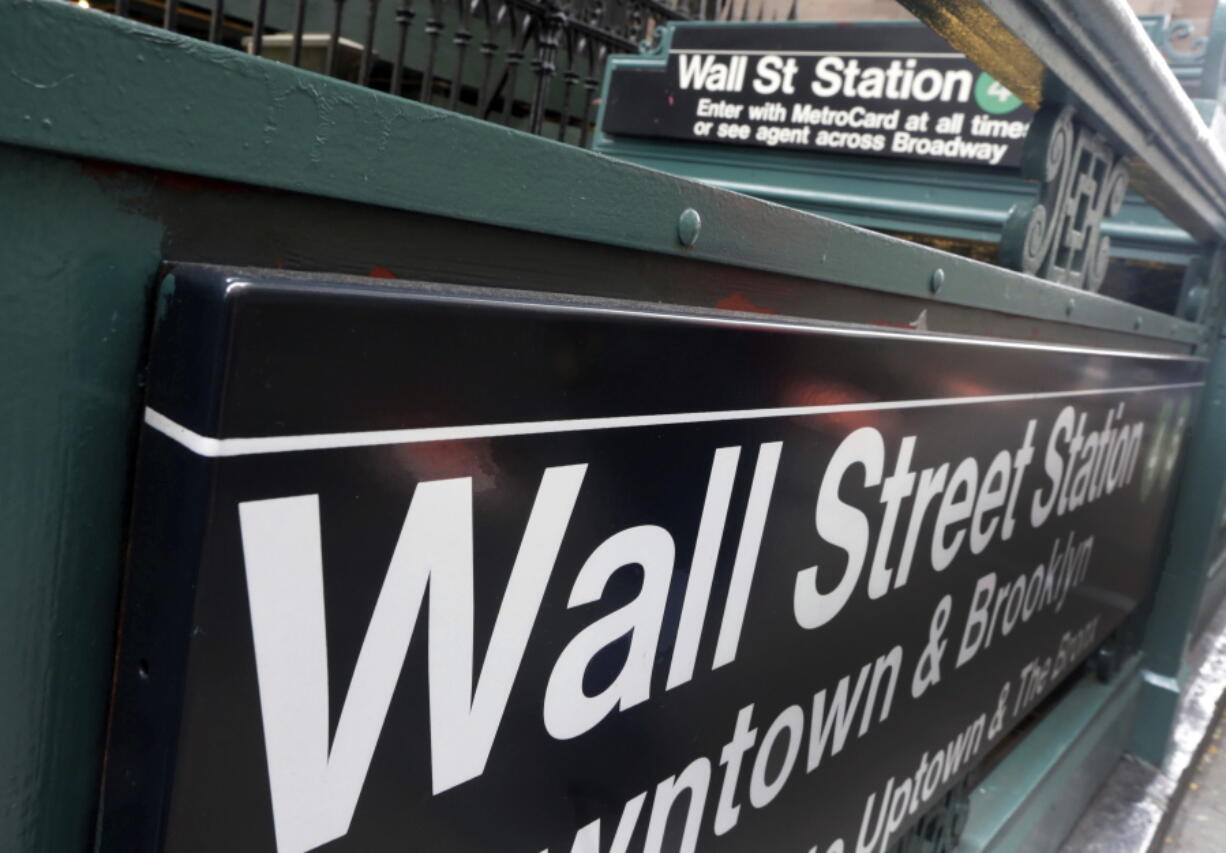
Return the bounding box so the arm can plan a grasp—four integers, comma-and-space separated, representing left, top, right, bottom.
419, 0, 445, 103
576, 40, 601, 147
326, 0, 346, 77
251, 0, 267, 53
209, 0, 225, 43
583, 0, 604, 34
116, 0, 130, 17
290, 0, 308, 66
163, 0, 179, 31
528, 0, 565, 134
555, 31, 579, 141
390, 0, 415, 94
448, 0, 475, 112
500, 11, 534, 123
563, 14, 635, 52
506, 0, 647, 55
476, 0, 499, 115
628, 0, 646, 44
359, 0, 379, 86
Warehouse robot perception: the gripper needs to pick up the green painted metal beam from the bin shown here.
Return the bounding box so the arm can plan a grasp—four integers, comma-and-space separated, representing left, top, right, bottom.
0, 0, 1204, 347
962, 658, 1142, 853
1132, 269, 1226, 763
594, 135, 1198, 266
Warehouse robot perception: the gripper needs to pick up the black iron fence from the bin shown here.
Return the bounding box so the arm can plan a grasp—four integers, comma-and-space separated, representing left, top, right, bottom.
89, 0, 701, 143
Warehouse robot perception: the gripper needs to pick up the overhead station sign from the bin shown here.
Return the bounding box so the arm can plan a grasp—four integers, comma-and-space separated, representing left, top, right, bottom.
101, 266, 1199, 853
601, 22, 1032, 167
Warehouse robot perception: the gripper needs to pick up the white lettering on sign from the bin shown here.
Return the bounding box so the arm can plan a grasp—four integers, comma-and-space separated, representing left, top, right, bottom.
207, 386, 1185, 853
640, 46, 1031, 164
240, 467, 585, 853
810, 57, 973, 103
752, 55, 800, 95
678, 54, 748, 92
239, 445, 782, 853
1030, 403, 1144, 527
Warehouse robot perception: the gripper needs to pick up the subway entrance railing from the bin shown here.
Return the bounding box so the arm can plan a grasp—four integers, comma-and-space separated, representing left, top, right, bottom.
76, 0, 703, 143
3, 1, 1226, 853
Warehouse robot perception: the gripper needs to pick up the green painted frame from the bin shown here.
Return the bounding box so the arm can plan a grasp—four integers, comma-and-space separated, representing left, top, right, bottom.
0, 0, 1204, 347
3, 2, 1226, 853
962, 657, 1143, 853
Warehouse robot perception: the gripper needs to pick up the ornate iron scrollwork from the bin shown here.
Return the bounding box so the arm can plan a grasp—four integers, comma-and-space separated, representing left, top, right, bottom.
1141, 15, 1209, 64
1000, 105, 1130, 292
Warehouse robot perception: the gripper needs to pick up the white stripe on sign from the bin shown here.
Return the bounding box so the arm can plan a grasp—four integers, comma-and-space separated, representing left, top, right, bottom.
144, 381, 1204, 458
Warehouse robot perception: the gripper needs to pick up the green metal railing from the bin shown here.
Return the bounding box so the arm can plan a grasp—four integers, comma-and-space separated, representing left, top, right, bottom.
4, 0, 1226, 851
82, 0, 696, 143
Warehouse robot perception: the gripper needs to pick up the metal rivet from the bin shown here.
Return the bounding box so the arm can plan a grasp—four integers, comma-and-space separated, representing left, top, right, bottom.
930, 268, 945, 294
1066, 297, 1076, 316
1134, 316, 1142, 330
677, 208, 701, 248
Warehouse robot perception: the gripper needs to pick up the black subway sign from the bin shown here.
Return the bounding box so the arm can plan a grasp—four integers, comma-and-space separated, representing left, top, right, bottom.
601, 22, 1032, 166
102, 266, 1199, 853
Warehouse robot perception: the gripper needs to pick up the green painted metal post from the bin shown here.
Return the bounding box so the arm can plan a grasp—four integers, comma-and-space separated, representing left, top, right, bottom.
1132, 250, 1226, 763
0, 147, 164, 851
962, 660, 1143, 853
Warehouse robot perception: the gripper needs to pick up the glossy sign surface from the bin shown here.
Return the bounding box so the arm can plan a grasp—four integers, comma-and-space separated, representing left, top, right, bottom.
102, 266, 1200, 853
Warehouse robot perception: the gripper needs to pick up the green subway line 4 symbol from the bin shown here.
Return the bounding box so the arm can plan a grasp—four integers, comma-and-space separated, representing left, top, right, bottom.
974, 72, 1023, 114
